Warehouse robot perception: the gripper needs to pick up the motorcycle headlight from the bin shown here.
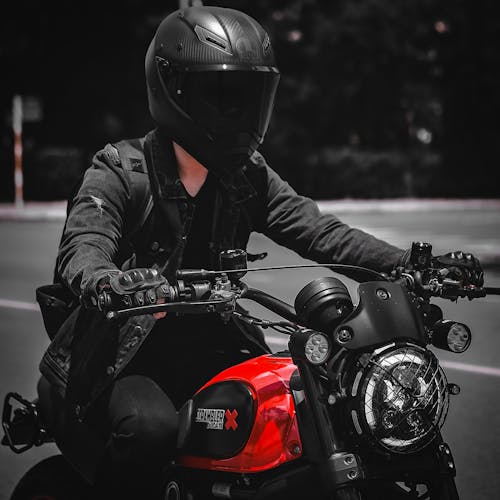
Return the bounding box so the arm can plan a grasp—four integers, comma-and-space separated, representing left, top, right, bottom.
350, 344, 449, 454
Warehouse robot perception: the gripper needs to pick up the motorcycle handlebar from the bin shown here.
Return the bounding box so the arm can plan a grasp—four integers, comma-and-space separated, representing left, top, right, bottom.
401, 268, 500, 299
104, 296, 234, 321
98, 264, 500, 321
102, 281, 301, 323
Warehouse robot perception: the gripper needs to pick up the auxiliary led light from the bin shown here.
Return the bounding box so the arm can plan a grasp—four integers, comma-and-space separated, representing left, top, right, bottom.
304, 332, 331, 365
432, 320, 472, 354
446, 323, 471, 353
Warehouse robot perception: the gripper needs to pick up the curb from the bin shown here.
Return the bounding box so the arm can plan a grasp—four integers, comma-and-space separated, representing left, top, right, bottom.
1, 199, 499, 221
317, 198, 500, 213
0, 202, 67, 221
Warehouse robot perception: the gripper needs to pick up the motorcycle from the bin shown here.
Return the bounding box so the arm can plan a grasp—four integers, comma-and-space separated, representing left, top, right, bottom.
3, 242, 499, 499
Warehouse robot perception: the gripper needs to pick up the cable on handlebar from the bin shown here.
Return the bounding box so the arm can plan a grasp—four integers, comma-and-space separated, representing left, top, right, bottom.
177, 264, 388, 282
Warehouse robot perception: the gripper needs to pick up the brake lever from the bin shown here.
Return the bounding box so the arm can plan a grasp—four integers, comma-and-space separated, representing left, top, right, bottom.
105, 297, 235, 321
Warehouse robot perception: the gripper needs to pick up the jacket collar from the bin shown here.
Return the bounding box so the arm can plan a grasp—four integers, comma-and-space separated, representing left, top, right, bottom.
148, 129, 256, 204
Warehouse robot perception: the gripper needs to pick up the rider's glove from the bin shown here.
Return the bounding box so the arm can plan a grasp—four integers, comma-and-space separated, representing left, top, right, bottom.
433, 251, 484, 288
82, 268, 167, 309
81, 270, 120, 308
396, 244, 483, 288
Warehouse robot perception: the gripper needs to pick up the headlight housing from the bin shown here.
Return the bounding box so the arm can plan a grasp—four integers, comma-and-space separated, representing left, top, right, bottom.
349, 344, 449, 454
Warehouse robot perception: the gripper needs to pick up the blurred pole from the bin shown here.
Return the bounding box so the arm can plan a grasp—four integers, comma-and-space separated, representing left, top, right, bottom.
12, 95, 24, 208
179, 0, 204, 8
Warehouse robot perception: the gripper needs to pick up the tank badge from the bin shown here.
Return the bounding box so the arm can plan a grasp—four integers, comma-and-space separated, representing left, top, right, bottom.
225, 409, 239, 431
195, 408, 238, 431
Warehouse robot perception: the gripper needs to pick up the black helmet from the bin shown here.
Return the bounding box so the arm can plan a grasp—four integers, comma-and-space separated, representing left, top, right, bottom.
145, 6, 280, 175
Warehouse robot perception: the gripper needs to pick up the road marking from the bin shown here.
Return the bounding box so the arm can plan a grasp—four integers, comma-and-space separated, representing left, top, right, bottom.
0, 298, 39, 311
267, 338, 500, 378
440, 360, 500, 378
2, 299, 500, 377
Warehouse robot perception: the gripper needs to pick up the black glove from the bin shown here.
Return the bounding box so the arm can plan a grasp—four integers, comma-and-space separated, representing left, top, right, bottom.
432, 251, 484, 288
81, 270, 120, 308
82, 268, 167, 309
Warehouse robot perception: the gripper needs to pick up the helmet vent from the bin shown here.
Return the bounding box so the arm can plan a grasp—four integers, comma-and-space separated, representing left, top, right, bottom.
194, 25, 233, 55
262, 34, 271, 55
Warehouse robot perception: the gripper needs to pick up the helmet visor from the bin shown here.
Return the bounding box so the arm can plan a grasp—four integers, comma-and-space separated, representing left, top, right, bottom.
167, 69, 280, 143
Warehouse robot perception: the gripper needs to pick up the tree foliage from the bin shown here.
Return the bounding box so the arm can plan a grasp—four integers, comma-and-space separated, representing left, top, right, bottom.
0, 0, 498, 199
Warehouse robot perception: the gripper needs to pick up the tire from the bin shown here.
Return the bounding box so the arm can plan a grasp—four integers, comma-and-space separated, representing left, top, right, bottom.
10, 455, 89, 500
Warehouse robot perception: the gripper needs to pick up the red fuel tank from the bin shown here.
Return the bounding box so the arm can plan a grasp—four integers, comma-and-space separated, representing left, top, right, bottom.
177, 354, 303, 473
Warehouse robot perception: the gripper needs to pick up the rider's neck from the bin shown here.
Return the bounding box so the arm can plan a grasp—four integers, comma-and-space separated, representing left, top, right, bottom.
173, 142, 208, 197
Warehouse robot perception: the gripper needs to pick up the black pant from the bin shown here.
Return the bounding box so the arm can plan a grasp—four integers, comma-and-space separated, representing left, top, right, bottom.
88, 375, 176, 499
88, 314, 264, 498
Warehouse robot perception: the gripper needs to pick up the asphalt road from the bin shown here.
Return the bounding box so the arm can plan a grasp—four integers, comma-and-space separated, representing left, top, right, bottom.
0, 209, 499, 499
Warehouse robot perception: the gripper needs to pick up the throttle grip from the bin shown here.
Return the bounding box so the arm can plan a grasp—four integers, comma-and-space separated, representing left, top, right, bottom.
109, 268, 166, 294
97, 283, 173, 312
96, 268, 169, 312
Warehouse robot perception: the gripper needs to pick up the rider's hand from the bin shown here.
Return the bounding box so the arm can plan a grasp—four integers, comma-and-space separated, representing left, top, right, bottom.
154, 298, 167, 319
433, 251, 484, 287
82, 268, 168, 315
81, 270, 120, 309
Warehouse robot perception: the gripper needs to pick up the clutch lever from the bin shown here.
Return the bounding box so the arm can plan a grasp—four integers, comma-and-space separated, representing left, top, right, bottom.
106, 297, 235, 321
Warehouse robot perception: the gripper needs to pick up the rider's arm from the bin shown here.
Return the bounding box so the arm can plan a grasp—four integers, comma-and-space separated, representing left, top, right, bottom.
252, 154, 404, 274
56, 146, 130, 297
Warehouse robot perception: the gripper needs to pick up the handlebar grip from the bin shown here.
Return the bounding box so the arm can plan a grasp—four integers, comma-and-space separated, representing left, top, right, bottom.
98, 279, 214, 315
485, 287, 500, 295
98, 283, 174, 312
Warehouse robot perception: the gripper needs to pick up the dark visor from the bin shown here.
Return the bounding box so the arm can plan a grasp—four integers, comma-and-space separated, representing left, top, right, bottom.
165, 69, 280, 140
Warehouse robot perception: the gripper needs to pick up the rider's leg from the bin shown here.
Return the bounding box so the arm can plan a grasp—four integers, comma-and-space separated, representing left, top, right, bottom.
90, 374, 178, 499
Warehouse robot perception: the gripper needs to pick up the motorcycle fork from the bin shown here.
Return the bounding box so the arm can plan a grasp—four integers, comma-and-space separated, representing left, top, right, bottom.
291, 359, 363, 499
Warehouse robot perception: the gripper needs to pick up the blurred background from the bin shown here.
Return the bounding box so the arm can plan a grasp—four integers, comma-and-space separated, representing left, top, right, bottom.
1, 0, 499, 202
1, 1, 500, 499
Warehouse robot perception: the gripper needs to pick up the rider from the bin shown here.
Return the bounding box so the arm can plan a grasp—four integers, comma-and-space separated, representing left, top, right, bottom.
38, 5, 483, 499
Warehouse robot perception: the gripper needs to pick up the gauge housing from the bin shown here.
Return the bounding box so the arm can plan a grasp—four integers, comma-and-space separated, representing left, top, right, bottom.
294, 277, 353, 333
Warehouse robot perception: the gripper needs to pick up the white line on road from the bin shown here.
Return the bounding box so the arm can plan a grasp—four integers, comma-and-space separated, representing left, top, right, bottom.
2, 299, 500, 377
268, 338, 500, 378
440, 360, 500, 378
0, 298, 39, 311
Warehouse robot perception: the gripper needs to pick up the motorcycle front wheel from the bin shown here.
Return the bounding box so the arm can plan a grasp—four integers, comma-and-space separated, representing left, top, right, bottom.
10, 455, 88, 500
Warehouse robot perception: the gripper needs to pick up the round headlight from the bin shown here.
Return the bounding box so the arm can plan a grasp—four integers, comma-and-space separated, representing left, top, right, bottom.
304, 332, 331, 365
350, 345, 449, 454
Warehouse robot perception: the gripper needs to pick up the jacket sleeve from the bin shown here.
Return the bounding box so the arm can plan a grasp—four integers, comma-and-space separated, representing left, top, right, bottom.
259, 161, 404, 274
56, 145, 131, 296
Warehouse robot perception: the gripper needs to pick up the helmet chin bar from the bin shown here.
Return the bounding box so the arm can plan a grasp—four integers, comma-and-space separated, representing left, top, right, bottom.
165, 126, 259, 176
158, 97, 262, 175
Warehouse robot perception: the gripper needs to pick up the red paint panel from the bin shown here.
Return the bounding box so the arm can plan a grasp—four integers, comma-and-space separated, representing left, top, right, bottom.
178, 355, 303, 472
